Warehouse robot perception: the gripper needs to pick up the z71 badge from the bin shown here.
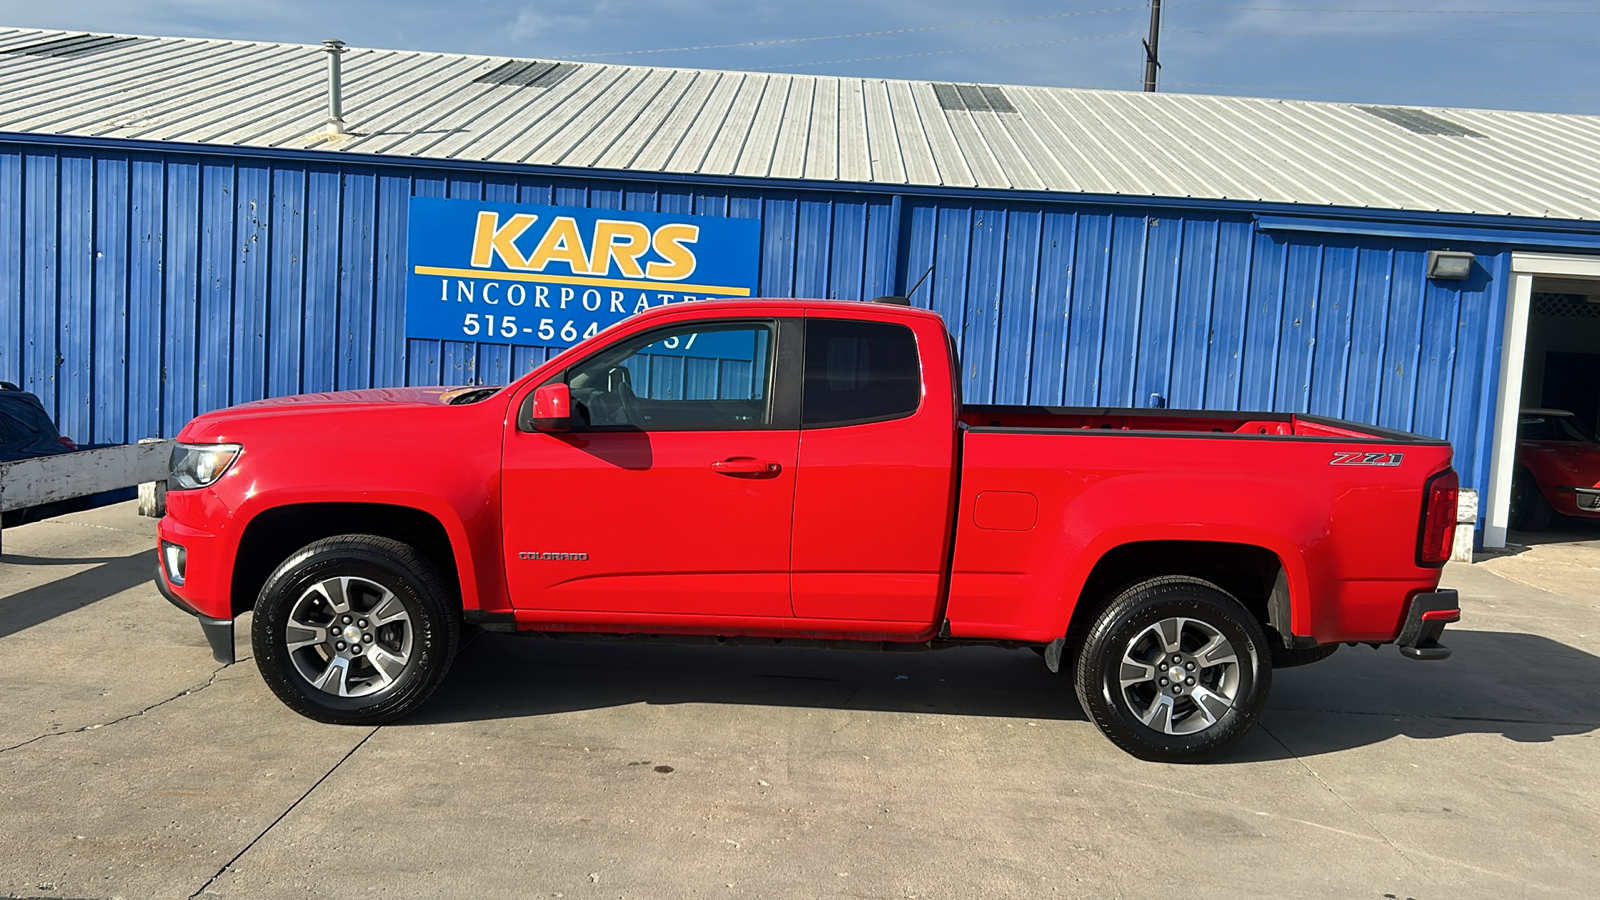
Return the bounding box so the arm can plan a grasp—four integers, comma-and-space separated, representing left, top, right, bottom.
1330, 451, 1403, 467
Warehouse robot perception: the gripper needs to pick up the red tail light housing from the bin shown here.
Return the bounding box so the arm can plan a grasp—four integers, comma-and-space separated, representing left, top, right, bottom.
1417, 468, 1459, 567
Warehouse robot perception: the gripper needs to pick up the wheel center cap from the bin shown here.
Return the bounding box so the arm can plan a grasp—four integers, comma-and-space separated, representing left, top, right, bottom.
342, 625, 363, 643
1168, 665, 1186, 681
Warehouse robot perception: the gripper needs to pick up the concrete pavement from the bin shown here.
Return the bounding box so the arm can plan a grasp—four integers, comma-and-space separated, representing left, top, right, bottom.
2, 502, 1598, 898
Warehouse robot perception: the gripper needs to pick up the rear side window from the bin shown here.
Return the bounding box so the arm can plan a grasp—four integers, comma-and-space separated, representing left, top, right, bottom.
802, 319, 921, 427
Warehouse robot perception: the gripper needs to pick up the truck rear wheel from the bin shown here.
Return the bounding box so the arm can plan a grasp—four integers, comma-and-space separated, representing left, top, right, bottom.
252, 535, 460, 725
1073, 576, 1271, 763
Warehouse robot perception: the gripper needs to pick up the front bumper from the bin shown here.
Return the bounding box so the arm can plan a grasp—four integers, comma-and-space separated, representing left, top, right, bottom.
1396, 589, 1459, 661
1566, 487, 1600, 515
154, 512, 232, 619
153, 565, 236, 665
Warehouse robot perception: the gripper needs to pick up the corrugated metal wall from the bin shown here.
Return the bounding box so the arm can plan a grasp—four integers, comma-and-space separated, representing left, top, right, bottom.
0, 139, 1508, 497
901, 200, 1510, 498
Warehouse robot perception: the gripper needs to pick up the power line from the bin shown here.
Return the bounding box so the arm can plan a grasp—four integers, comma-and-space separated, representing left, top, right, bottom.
758, 33, 1141, 70
1162, 81, 1600, 100
1177, 5, 1600, 13
1171, 28, 1600, 43
561, 8, 1143, 59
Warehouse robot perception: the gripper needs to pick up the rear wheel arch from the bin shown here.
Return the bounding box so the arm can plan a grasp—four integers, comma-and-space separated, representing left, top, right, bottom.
231, 502, 465, 617
1062, 540, 1293, 651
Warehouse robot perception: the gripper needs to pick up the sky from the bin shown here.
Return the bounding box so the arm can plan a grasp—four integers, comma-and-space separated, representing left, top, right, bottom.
1, 0, 1596, 115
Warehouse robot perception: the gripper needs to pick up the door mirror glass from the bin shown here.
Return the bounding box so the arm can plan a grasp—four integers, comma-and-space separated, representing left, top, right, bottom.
531, 383, 572, 432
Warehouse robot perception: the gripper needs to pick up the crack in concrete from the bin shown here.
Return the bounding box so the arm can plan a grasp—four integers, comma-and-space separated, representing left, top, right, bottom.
1258, 720, 1418, 867
1109, 774, 1401, 846
20, 517, 157, 538
0, 657, 250, 754
1107, 771, 1563, 891
188, 725, 380, 899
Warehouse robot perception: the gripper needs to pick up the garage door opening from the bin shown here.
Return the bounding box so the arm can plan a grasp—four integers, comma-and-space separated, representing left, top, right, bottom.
1484, 254, 1600, 548
1525, 284, 1600, 434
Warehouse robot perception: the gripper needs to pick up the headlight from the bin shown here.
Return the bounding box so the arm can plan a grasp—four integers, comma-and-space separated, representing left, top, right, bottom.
169, 443, 242, 490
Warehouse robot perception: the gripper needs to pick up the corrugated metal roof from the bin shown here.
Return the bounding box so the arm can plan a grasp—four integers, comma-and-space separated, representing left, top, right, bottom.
2, 26, 1599, 221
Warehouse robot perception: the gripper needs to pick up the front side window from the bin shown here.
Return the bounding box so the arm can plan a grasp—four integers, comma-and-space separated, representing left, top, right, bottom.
802, 319, 921, 427
566, 322, 774, 430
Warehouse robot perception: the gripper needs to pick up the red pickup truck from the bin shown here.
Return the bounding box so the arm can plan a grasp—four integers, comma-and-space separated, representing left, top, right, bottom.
155, 298, 1460, 762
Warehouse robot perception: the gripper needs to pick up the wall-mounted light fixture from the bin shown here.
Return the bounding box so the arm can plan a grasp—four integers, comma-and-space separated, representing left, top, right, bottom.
1426, 250, 1475, 280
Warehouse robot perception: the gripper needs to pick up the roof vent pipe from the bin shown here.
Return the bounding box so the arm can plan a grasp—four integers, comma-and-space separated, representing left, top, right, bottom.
322, 39, 346, 136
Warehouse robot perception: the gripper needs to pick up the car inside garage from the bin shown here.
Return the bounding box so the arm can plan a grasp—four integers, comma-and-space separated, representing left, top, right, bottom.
1511, 279, 1600, 538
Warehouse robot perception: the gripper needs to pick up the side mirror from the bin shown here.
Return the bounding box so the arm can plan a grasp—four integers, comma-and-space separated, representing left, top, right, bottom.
530, 383, 572, 432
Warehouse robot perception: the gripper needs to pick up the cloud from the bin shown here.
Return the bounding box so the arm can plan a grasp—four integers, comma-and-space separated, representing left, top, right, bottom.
506, 9, 600, 43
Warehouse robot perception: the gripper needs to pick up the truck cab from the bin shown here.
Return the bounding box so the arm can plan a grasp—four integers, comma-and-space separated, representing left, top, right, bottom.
504, 303, 957, 632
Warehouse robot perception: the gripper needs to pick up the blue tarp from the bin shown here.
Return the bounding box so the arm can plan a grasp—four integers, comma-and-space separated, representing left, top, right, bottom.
0, 389, 71, 463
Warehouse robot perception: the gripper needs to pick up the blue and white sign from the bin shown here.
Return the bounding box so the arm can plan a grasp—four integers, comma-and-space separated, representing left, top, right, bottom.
405, 197, 762, 347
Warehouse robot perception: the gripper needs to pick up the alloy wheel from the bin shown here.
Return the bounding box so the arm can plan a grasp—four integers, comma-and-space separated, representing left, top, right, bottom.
284, 575, 414, 698
1117, 616, 1242, 736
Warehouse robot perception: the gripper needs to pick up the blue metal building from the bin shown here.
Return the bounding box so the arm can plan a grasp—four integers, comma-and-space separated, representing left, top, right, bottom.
3, 28, 1600, 546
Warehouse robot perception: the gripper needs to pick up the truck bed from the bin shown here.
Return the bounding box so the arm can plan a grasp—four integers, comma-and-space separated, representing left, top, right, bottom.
960, 405, 1427, 441
944, 405, 1453, 645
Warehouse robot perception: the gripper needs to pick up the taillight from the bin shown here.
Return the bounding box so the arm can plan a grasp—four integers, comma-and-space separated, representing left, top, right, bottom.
1417, 468, 1459, 567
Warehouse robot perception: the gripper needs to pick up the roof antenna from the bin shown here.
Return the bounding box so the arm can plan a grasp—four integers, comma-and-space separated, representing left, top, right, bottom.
906, 264, 935, 301
872, 264, 935, 306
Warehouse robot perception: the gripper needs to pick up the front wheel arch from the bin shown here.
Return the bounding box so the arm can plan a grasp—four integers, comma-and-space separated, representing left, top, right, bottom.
231, 502, 462, 617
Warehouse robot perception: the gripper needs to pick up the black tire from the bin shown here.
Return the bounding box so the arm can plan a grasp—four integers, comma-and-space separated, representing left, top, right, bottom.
1073, 576, 1272, 763
252, 535, 460, 725
1510, 466, 1554, 532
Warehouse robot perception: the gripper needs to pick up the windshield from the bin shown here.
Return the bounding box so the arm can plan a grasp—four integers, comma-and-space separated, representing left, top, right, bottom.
1519, 413, 1600, 444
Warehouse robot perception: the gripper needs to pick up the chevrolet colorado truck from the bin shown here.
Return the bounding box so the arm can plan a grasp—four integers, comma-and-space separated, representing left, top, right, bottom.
155, 298, 1461, 762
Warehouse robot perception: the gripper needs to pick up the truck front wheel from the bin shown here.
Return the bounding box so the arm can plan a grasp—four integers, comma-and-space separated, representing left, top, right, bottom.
1074, 577, 1271, 763
252, 535, 460, 725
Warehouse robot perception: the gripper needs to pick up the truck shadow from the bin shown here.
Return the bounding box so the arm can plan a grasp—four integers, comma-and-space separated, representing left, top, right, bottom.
412, 636, 1081, 724
1228, 628, 1600, 761
408, 629, 1600, 759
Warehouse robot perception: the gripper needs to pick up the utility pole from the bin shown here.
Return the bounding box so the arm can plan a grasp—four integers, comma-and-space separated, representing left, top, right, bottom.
1143, 0, 1162, 92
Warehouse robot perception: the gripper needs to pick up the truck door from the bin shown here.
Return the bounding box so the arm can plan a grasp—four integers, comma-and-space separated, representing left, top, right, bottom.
790, 315, 959, 628
502, 318, 801, 619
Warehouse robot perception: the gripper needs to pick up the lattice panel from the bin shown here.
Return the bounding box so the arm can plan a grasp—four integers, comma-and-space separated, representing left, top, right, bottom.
1532, 292, 1600, 318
